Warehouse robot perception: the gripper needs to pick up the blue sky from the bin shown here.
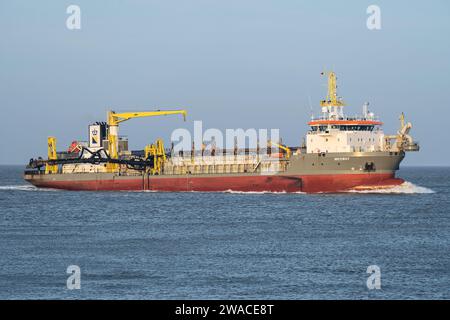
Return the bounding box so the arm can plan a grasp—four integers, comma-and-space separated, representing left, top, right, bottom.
1, 0, 449, 165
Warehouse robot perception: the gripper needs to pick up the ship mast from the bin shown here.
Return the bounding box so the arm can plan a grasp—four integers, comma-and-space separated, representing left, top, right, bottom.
320, 71, 345, 120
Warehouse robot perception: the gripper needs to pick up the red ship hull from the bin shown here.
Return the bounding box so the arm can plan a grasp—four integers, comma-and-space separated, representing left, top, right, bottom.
25, 172, 404, 193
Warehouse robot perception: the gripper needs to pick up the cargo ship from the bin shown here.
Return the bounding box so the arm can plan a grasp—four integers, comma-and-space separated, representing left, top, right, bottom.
24, 72, 419, 193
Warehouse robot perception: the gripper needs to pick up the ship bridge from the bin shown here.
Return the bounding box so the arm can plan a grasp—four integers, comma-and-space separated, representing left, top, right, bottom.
306, 72, 385, 154
308, 118, 383, 132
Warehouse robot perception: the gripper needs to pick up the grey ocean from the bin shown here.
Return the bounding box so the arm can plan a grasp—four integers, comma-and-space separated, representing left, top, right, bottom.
0, 165, 448, 299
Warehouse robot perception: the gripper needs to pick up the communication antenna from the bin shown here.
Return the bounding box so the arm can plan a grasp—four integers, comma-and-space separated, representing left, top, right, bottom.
308, 95, 314, 120
363, 102, 369, 118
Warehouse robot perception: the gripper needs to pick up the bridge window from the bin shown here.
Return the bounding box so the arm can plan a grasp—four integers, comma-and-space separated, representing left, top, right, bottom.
338, 125, 374, 131
310, 124, 375, 132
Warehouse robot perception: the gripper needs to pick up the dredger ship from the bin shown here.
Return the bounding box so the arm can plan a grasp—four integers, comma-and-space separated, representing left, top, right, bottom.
24, 72, 419, 193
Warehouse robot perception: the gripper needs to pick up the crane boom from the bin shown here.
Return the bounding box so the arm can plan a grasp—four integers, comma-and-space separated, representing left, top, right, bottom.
268, 140, 291, 159
106, 109, 187, 172
108, 110, 187, 125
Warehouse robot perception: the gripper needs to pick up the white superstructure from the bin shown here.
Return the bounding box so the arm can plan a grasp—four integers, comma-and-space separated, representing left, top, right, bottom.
306, 123, 385, 153
306, 72, 387, 154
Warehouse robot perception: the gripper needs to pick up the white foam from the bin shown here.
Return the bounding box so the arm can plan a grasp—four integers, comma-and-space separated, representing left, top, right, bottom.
347, 181, 435, 194
223, 189, 293, 194
0, 185, 59, 192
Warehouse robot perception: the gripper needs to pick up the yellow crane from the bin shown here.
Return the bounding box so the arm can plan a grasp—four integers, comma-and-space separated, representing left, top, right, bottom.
45, 136, 58, 174
107, 109, 187, 172
268, 140, 291, 159
384, 112, 419, 152
320, 71, 345, 107
144, 138, 166, 175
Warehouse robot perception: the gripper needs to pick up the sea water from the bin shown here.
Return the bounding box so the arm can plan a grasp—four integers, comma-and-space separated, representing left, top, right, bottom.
0, 165, 448, 299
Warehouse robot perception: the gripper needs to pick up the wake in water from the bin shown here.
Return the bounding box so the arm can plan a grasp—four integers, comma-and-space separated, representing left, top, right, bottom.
223, 181, 434, 195
347, 181, 435, 194
222, 181, 434, 195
